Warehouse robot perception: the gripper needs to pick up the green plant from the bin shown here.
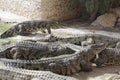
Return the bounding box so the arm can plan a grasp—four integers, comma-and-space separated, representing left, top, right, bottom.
70, 0, 120, 22
0, 22, 12, 33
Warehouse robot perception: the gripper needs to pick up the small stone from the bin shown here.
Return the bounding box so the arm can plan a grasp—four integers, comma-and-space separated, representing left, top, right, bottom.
91, 13, 118, 28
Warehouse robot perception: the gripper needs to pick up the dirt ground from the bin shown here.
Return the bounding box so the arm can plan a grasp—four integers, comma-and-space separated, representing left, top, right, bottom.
72, 66, 120, 80
0, 18, 120, 80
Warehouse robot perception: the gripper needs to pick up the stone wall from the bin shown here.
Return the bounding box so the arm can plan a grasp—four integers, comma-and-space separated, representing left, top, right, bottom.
0, 0, 81, 21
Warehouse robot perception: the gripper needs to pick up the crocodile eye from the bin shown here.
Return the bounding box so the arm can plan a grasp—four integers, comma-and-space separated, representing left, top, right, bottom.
10, 48, 17, 54
18, 24, 22, 28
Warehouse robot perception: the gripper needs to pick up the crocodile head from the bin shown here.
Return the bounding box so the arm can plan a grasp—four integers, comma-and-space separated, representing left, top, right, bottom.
85, 43, 106, 62
90, 43, 106, 55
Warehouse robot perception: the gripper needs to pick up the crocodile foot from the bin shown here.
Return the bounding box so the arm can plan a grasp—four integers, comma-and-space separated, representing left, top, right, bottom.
80, 60, 93, 72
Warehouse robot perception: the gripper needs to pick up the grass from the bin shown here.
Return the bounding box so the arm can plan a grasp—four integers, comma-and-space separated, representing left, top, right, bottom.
0, 38, 16, 45
0, 22, 17, 45
0, 22, 12, 33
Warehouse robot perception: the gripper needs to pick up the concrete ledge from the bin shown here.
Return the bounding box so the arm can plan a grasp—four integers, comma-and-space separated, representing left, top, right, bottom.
0, 0, 81, 21
0, 10, 30, 23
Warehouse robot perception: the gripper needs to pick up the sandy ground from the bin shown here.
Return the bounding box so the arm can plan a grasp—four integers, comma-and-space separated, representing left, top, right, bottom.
73, 66, 120, 80
0, 10, 120, 80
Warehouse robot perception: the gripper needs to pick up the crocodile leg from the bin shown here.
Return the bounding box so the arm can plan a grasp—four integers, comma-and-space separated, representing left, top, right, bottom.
94, 54, 107, 67
47, 27, 51, 34
64, 43, 87, 52
80, 60, 93, 72
93, 48, 120, 67
48, 63, 63, 75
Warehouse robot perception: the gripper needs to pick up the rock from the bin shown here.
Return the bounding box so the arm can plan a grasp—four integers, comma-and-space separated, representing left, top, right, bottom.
109, 7, 120, 28
110, 7, 120, 17
91, 13, 118, 28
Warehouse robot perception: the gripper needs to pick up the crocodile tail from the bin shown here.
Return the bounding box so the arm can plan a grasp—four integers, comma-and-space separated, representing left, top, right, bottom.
0, 25, 19, 38
57, 23, 66, 28
0, 28, 14, 38
48, 21, 65, 29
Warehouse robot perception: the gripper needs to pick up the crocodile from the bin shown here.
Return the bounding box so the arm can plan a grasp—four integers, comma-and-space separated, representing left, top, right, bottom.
0, 41, 76, 60
0, 63, 78, 80
91, 48, 120, 67
108, 74, 120, 80
116, 42, 120, 48
0, 20, 64, 38
44, 34, 94, 45
42, 33, 120, 48
92, 34, 120, 48
0, 43, 106, 75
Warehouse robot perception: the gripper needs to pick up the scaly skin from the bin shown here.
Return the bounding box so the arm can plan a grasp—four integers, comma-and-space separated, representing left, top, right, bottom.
45, 34, 94, 45
44, 33, 120, 47
108, 74, 120, 80
0, 41, 76, 60
93, 34, 120, 48
0, 20, 64, 38
92, 48, 120, 67
0, 64, 78, 80
0, 43, 106, 75
116, 42, 120, 48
